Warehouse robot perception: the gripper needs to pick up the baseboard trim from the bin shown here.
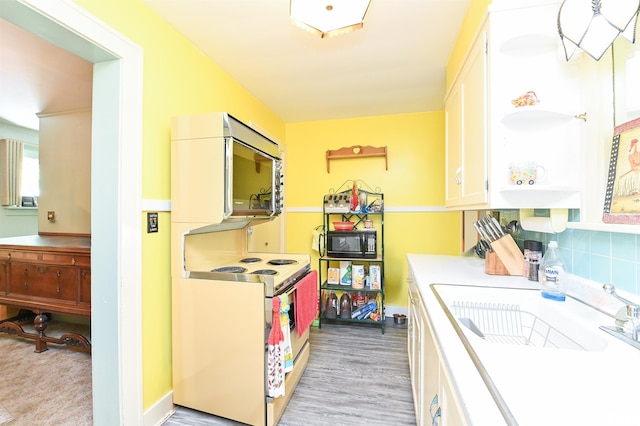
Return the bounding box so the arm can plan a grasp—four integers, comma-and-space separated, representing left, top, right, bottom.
385, 304, 408, 317
144, 390, 175, 426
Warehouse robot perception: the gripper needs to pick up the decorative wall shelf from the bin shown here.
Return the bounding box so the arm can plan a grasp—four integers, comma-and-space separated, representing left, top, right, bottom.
326, 145, 388, 173
500, 106, 587, 131
499, 185, 580, 193
499, 34, 558, 57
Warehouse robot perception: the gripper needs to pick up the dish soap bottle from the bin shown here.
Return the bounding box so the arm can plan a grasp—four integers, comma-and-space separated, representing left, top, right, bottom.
539, 241, 566, 301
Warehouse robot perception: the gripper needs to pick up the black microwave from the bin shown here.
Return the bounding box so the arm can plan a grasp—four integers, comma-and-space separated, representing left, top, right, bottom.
326, 230, 377, 259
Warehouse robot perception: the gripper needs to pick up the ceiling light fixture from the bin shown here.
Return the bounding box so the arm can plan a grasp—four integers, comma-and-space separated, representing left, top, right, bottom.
558, 0, 640, 61
290, 0, 372, 39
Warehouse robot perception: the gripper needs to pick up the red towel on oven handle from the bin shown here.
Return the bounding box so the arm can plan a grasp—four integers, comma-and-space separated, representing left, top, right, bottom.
295, 270, 318, 337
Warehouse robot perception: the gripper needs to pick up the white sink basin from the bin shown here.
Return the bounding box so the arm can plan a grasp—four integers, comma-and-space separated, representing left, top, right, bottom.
430, 283, 624, 425
431, 284, 609, 352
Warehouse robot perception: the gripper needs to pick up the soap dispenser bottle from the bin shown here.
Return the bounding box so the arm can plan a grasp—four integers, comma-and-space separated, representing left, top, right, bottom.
539, 241, 566, 301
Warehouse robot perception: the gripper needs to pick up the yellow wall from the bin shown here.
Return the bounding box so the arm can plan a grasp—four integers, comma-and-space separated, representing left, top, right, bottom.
70, 0, 479, 414
72, 0, 286, 410
446, 0, 492, 90
284, 113, 461, 307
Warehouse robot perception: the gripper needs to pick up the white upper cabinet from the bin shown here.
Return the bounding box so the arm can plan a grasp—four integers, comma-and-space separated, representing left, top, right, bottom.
445, 28, 488, 208
445, 0, 585, 210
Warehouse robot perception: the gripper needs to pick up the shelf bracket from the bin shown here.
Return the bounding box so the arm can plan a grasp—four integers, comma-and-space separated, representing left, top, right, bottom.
326, 145, 388, 173
574, 112, 587, 122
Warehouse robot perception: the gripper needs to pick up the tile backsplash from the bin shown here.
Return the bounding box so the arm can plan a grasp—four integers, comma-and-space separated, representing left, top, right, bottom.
498, 210, 639, 296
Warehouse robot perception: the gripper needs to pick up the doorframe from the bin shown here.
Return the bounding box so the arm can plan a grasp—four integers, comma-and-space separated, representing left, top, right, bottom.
2, 1, 144, 424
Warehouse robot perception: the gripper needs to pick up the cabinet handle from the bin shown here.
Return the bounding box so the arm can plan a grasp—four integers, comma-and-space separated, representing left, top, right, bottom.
432, 407, 441, 426
57, 285, 61, 294
430, 394, 440, 422
71, 257, 76, 265
455, 167, 462, 185
24, 282, 28, 290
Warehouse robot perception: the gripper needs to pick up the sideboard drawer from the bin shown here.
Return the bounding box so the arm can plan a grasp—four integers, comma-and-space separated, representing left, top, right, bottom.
8, 263, 78, 302
41, 253, 90, 267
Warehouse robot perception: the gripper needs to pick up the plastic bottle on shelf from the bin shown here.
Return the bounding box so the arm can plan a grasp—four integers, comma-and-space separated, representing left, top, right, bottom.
339, 293, 351, 319
324, 292, 338, 319
539, 241, 566, 301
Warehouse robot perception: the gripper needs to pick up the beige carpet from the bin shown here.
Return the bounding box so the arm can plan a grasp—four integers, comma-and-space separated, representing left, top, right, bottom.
0, 404, 13, 425
0, 319, 92, 425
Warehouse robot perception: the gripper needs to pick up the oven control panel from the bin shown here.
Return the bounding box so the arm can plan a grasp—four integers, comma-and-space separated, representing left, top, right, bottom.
323, 194, 350, 213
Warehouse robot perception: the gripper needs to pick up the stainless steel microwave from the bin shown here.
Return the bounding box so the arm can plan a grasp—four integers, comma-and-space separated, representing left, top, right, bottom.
326, 230, 377, 259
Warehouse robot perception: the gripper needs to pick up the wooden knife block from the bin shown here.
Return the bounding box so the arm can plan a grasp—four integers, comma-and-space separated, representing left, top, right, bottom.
485, 251, 510, 275
485, 234, 523, 276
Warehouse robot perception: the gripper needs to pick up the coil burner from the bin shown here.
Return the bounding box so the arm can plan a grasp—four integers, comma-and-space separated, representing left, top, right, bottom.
267, 259, 298, 266
211, 266, 248, 273
240, 257, 262, 263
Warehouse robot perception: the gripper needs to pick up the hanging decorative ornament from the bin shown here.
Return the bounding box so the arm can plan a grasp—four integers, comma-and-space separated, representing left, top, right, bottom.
558, 0, 640, 61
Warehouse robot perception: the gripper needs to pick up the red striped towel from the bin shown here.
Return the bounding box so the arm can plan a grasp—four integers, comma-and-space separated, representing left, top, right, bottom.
295, 270, 318, 337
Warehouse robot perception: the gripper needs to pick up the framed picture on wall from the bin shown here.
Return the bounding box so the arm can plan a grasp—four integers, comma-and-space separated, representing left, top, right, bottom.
603, 117, 640, 224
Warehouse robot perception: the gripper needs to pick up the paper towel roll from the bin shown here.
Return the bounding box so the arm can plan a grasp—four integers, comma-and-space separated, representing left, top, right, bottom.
520, 217, 559, 233
519, 208, 567, 233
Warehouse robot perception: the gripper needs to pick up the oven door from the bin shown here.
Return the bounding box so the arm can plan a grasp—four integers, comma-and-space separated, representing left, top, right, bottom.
279, 280, 309, 360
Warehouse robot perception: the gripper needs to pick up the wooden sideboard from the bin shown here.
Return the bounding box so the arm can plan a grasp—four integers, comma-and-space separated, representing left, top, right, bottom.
0, 234, 91, 353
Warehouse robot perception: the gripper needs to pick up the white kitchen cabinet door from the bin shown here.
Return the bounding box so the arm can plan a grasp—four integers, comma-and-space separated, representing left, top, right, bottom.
408, 271, 466, 425
421, 308, 442, 426
408, 279, 423, 424
445, 28, 488, 209
445, 79, 463, 207
438, 365, 466, 426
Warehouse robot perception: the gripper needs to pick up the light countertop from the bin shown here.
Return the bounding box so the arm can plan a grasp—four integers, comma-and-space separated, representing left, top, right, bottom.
407, 254, 640, 426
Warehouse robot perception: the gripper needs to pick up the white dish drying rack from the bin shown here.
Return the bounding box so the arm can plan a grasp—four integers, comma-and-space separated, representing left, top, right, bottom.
451, 301, 588, 351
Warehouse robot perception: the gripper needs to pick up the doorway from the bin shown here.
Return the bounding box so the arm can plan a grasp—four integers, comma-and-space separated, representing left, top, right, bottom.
0, 0, 143, 424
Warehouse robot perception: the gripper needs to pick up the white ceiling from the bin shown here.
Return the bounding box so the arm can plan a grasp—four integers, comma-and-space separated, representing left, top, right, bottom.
0, 0, 470, 130
142, 0, 471, 122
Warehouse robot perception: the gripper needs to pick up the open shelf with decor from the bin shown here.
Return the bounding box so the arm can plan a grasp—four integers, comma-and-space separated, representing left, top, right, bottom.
318, 180, 385, 333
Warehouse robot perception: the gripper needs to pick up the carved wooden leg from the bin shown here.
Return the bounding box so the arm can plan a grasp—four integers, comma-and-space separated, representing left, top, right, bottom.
33, 312, 49, 353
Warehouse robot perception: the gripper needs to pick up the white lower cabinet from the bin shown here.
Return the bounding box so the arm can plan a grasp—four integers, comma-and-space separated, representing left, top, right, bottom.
408, 276, 465, 426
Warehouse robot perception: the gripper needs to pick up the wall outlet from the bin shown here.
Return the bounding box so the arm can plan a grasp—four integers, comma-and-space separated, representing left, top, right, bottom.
47, 211, 56, 221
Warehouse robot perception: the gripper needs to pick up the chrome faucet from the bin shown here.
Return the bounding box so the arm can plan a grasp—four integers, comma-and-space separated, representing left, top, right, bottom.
601, 284, 640, 345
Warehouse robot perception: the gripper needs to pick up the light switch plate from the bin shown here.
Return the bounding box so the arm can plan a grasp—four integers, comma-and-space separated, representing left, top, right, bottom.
147, 212, 158, 233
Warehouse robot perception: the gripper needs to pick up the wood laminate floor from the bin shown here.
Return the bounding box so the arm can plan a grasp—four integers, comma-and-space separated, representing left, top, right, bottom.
163, 319, 416, 426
